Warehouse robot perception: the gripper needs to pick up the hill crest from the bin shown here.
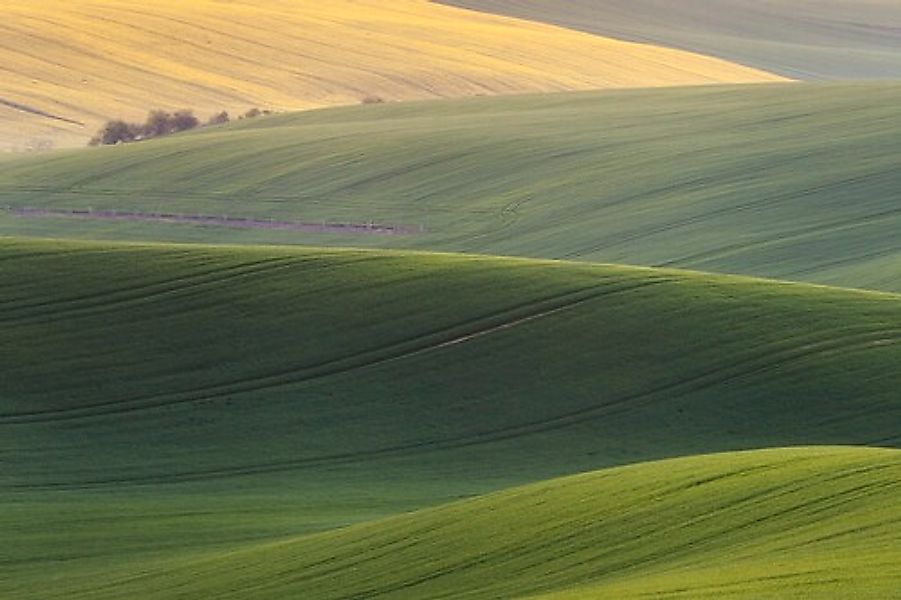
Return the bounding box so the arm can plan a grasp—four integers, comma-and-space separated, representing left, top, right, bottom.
0, 0, 784, 150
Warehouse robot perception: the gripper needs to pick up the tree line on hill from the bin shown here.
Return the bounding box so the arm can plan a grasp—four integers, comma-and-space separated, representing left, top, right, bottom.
89, 108, 272, 146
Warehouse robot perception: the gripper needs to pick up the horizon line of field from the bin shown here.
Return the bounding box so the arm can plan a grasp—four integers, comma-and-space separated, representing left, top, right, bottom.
4, 206, 424, 236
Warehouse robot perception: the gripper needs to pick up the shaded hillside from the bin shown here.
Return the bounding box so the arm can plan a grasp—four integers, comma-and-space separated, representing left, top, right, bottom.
439, 0, 901, 79
3, 238, 900, 595
6, 238, 901, 487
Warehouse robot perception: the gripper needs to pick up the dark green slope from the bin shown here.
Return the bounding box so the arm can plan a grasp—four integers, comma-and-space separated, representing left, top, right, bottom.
438, 0, 901, 79
3, 84, 900, 292
4, 238, 901, 491
3, 238, 901, 597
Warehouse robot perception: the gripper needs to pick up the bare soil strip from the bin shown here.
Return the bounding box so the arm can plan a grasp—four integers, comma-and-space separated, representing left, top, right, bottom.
7, 206, 422, 235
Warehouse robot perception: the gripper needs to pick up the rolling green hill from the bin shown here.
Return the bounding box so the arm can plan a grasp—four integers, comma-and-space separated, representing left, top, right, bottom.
3, 83, 900, 292
38, 447, 901, 599
438, 0, 901, 80
2, 238, 900, 597
5, 4, 899, 597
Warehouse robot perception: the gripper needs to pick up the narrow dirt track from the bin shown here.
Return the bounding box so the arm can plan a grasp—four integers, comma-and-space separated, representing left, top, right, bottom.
9, 206, 422, 236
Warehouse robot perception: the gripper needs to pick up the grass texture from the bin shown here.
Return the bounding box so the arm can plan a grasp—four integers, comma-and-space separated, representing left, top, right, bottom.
438, 0, 901, 80
9, 447, 901, 599
0, 0, 781, 150
3, 83, 900, 291
2, 238, 900, 596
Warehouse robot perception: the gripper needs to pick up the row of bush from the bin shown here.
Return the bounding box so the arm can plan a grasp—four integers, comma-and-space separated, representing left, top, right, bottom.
89, 108, 272, 146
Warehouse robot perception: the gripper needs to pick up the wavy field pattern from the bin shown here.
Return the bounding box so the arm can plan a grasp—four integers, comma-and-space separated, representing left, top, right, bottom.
3, 83, 900, 292
75, 448, 901, 599
0, 0, 782, 150
2, 239, 900, 596
2, 1, 899, 595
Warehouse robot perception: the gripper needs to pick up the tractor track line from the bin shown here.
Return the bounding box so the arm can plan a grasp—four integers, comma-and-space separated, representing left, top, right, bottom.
0, 279, 670, 425
10, 327, 901, 488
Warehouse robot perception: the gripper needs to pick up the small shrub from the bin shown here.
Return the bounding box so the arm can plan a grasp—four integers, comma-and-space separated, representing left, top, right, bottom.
143, 110, 173, 138
88, 107, 270, 146
361, 95, 385, 105
141, 109, 198, 138
207, 111, 230, 126
170, 109, 199, 133
89, 120, 140, 146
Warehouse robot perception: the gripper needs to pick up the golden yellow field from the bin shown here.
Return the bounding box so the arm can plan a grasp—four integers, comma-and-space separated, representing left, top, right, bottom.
0, 0, 785, 150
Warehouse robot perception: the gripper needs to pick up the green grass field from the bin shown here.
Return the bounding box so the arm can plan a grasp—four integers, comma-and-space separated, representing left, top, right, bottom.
3, 83, 900, 292
43, 447, 900, 600
3, 34, 901, 595
2, 237, 900, 597
438, 0, 901, 80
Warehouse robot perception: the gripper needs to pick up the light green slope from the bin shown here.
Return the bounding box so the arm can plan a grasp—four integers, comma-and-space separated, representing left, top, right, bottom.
2, 83, 900, 292
438, 0, 901, 80
34, 447, 901, 599
2, 238, 900, 596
